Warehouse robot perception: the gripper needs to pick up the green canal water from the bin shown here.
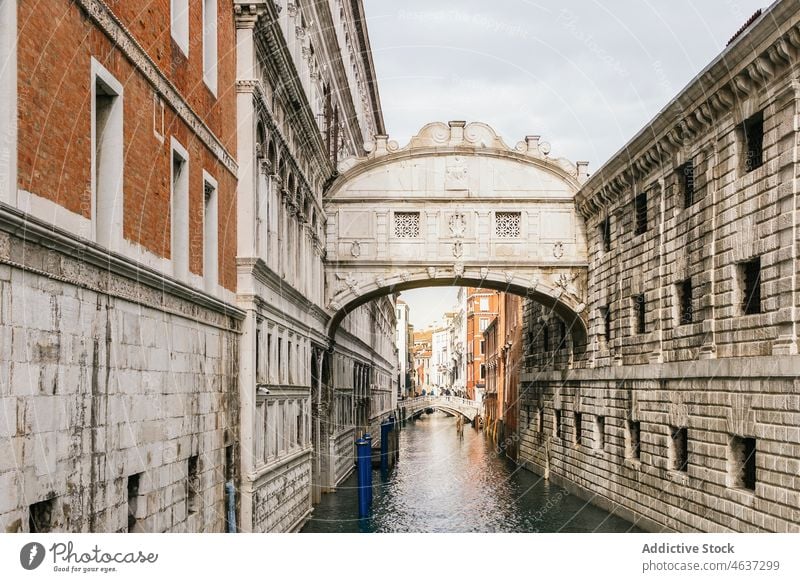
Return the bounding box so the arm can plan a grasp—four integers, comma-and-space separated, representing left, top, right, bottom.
302, 411, 643, 533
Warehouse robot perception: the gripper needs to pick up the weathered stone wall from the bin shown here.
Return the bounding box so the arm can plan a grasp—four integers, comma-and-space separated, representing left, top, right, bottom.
0, 226, 241, 533
518, 361, 800, 532
333, 428, 356, 487
251, 450, 312, 533
518, 1, 800, 533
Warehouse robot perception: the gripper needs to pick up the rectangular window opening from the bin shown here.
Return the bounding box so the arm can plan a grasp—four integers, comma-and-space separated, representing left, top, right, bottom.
729, 436, 756, 490
127, 473, 142, 532
670, 426, 688, 472
679, 161, 695, 208
595, 416, 605, 450
171, 144, 189, 281
740, 257, 762, 315
203, 178, 218, 292
554, 409, 562, 439
171, 0, 190, 56
601, 306, 612, 344
677, 279, 693, 325
627, 420, 641, 460
29, 497, 57, 533
574, 411, 582, 446
93, 69, 122, 248
202, 0, 218, 94
633, 294, 646, 334
600, 216, 611, 252
634, 191, 648, 235
742, 111, 764, 173
187, 455, 199, 515
542, 322, 550, 352
394, 212, 420, 238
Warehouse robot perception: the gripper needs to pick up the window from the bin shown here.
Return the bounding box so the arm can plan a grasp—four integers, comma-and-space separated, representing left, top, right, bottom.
729, 436, 756, 490
739, 257, 761, 315
495, 212, 521, 238
153, 92, 165, 142
632, 294, 646, 334
600, 216, 611, 252
741, 111, 764, 173
678, 161, 695, 208
479, 297, 489, 311
542, 322, 550, 351
29, 497, 56, 533
677, 278, 693, 325
203, 174, 218, 292
626, 420, 641, 460
479, 318, 489, 332
171, 0, 189, 56
574, 411, 582, 446
127, 473, 142, 532
479, 364, 485, 380
557, 320, 567, 350
479, 340, 485, 355
601, 306, 611, 344
595, 416, 605, 450
537, 406, 543, 433
634, 192, 648, 235
187, 455, 199, 514
554, 409, 562, 439
670, 426, 688, 472
92, 59, 123, 249
203, 0, 218, 94
394, 212, 420, 238
171, 139, 190, 281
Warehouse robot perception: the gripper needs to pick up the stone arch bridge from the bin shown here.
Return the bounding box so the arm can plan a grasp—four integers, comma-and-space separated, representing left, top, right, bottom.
399, 396, 481, 423
324, 121, 590, 349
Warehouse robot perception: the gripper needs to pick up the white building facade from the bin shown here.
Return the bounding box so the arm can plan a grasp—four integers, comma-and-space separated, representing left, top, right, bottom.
234, 0, 396, 533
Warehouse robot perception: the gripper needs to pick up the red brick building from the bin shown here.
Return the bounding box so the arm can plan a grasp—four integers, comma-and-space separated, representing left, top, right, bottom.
465, 288, 498, 401
0, 0, 242, 533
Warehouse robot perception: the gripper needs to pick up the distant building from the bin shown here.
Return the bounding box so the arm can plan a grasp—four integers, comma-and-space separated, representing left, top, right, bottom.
395, 300, 414, 397
465, 288, 499, 402
412, 329, 433, 394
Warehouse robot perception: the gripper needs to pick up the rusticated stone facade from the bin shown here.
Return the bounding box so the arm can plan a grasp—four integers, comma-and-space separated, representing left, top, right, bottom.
518, 0, 800, 532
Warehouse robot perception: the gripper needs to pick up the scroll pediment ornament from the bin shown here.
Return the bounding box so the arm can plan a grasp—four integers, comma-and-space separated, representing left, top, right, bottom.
449, 213, 466, 237
553, 241, 564, 259
350, 241, 361, 258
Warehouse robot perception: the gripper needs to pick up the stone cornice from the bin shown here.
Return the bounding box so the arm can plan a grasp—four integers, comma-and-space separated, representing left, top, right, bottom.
76, 0, 237, 176
237, 256, 330, 322
0, 203, 245, 327
349, 0, 386, 136
575, 0, 800, 220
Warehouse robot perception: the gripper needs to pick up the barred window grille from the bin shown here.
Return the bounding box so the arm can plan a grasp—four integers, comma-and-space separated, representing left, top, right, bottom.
394, 212, 420, 238
495, 212, 521, 238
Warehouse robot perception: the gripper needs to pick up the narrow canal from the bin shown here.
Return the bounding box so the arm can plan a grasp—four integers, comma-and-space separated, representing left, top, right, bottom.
302, 412, 642, 533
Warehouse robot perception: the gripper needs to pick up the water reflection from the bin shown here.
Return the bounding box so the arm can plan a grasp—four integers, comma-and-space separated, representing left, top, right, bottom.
302, 412, 641, 533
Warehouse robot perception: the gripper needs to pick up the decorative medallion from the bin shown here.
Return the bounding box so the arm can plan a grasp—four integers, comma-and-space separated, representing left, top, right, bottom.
453, 262, 465, 278
452, 241, 463, 258
553, 241, 564, 259
445, 158, 468, 190
350, 241, 361, 258
505, 271, 514, 283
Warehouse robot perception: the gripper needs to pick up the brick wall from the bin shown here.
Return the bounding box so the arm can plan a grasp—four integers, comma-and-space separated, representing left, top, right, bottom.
16, 0, 237, 290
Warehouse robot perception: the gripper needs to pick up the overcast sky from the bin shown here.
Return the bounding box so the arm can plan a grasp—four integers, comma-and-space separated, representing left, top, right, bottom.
362, 0, 769, 329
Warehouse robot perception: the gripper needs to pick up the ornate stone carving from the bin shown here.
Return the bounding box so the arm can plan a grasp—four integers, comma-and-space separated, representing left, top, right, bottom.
553, 241, 564, 259
449, 213, 466, 238
335, 273, 359, 295
452, 241, 463, 258
453, 263, 465, 278
445, 159, 468, 190
495, 212, 521, 238
350, 241, 361, 258
480, 267, 488, 279
504, 271, 514, 283
427, 266, 437, 279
